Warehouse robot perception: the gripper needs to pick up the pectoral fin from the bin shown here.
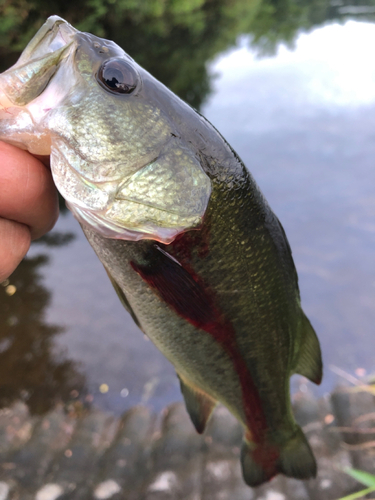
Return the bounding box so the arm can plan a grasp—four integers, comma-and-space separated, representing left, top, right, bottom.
177, 373, 217, 434
130, 245, 217, 329
104, 267, 143, 331
294, 314, 322, 385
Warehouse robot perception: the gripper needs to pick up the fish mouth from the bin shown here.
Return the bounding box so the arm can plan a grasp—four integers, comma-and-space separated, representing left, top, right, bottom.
17, 16, 77, 64
0, 16, 77, 107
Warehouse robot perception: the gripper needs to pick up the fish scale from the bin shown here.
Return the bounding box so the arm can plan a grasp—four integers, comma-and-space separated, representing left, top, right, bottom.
0, 15, 322, 487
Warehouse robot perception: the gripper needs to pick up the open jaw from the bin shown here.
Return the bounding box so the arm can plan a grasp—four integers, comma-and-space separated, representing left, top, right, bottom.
0, 16, 77, 155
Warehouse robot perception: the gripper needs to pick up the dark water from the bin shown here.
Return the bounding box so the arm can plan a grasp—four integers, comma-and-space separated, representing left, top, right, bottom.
1, 11, 375, 415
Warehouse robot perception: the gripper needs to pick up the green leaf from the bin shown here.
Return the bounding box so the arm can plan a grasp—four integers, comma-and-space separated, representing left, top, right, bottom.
342, 467, 375, 487
338, 485, 375, 500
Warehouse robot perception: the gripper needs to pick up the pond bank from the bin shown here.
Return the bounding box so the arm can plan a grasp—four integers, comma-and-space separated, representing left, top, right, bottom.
0, 386, 374, 500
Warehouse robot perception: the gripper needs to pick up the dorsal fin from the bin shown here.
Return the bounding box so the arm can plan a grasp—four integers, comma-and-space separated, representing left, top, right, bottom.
177, 373, 217, 434
294, 314, 322, 385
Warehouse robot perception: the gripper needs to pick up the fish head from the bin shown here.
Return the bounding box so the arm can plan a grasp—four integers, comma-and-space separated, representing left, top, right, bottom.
0, 16, 211, 243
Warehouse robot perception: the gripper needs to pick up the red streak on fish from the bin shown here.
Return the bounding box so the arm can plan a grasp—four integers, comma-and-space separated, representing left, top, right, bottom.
170, 220, 210, 260
130, 244, 279, 474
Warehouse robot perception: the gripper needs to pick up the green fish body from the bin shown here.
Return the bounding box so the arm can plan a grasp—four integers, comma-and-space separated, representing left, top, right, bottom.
0, 16, 322, 487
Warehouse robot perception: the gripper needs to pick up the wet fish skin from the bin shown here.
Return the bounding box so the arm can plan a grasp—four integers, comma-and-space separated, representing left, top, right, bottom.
0, 16, 322, 487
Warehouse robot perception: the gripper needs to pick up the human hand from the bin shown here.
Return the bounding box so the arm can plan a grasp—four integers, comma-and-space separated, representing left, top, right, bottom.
0, 141, 59, 282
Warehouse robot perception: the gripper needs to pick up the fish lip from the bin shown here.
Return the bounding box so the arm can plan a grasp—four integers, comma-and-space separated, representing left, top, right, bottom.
0, 17, 78, 108
21, 16, 79, 65
0, 17, 78, 153
18, 16, 78, 64
2, 16, 78, 82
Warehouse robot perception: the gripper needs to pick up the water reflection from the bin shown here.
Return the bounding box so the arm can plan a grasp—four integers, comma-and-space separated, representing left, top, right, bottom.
35, 231, 75, 248
0, 233, 86, 415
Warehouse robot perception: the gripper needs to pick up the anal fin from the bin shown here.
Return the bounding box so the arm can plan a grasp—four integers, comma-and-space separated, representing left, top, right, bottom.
177, 373, 217, 434
294, 313, 322, 385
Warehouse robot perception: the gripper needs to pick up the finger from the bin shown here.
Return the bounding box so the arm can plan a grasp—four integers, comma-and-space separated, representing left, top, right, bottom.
0, 217, 31, 282
0, 142, 59, 240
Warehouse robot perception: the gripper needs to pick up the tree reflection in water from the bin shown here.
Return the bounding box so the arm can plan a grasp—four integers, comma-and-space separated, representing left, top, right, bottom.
2, 0, 375, 110
0, 234, 86, 415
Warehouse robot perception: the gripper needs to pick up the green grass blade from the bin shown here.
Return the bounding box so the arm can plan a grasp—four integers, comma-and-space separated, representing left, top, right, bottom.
338, 485, 375, 500
342, 468, 375, 487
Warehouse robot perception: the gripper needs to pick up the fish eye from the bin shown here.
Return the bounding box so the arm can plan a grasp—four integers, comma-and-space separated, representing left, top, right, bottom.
97, 58, 138, 94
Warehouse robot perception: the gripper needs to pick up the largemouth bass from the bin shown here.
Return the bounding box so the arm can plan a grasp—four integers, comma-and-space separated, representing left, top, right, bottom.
0, 16, 322, 487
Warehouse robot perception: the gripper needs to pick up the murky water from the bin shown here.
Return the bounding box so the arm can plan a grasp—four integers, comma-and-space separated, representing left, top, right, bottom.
1, 19, 375, 415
